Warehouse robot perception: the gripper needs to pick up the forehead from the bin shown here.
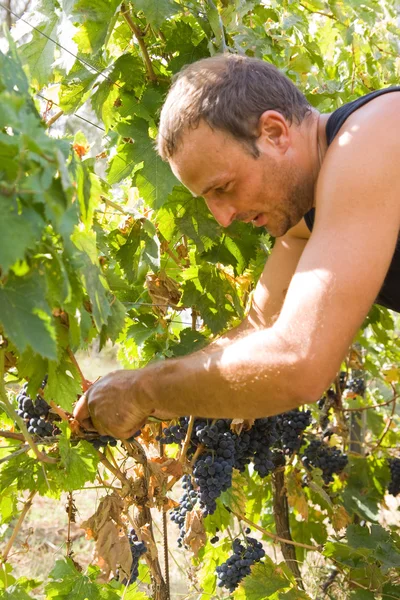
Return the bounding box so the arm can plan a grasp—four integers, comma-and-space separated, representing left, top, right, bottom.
170, 122, 246, 195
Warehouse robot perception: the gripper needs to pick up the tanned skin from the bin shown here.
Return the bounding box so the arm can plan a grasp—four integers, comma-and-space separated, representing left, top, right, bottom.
74, 93, 400, 439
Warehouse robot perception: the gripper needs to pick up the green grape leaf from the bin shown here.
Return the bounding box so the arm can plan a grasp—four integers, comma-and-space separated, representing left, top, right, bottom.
111, 118, 178, 207
18, 0, 60, 88
45, 354, 82, 411
46, 558, 120, 599
72, 0, 121, 55
1, 585, 33, 600
235, 558, 292, 599
58, 431, 99, 491
349, 591, 376, 600
220, 469, 247, 515
141, 219, 160, 271
171, 328, 208, 356
0, 196, 45, 273
0, 272, 57, 360
75, 162, 103, 228
0, 34, 30, 95
59, 60, 98, 114
131, 0, 179, 28
71, 229, 112, 329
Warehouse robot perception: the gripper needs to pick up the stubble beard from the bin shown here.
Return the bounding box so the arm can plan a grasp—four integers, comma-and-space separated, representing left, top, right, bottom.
269, 168, 315, 237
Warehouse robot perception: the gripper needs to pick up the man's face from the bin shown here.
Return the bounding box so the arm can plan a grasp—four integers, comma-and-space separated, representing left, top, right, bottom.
169, 119, 314, 237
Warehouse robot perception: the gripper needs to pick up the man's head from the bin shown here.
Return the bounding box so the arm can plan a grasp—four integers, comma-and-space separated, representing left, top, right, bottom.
157, 54, 316, 236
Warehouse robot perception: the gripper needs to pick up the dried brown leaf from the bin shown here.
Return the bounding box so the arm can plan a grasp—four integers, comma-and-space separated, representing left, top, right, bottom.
230, 419, 255, 435
80, 493, 132, 578
183, 510, 207, 557
81, 493, 125, 535
139, 524, 158, 561
332, 505, 351, 532
96, 520, 132, 579
286, 470, 309, 520
151, 456, 183, 478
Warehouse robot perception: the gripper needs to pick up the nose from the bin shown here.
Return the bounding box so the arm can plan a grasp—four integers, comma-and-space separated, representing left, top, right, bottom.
205, 197, 236, 228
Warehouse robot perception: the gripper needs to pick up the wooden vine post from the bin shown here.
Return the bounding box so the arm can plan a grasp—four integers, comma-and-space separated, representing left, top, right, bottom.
272, 469, 304, 588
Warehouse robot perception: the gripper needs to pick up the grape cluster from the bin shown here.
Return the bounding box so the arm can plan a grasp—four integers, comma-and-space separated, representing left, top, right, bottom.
237, 418, 279, 477
216, 536, 265, 592
275, 409, 312, 455
127, 528, 147, 584
346, 376, 366, 396
170, 475, 198, 547
193, 424, 236, 515
89, 429, 141, 450
90, 435, 118, 449
301, 440, 348, 484
388, 458, 400, 496
158, 419, 189, 445
16, 380, 59, 437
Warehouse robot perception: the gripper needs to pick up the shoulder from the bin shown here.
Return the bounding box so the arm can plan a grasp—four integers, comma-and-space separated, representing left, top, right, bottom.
316, 91, 400, 222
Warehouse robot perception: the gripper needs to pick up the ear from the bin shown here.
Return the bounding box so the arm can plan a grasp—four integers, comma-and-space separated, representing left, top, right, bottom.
256, 110, 291, 154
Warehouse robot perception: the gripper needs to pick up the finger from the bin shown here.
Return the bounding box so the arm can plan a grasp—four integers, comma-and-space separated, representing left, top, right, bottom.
79, 416, 98, 432
73, 394, 90, 421
90, 414, 116, 437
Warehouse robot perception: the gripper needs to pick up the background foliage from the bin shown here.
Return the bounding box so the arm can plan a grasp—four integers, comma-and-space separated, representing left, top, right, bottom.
0, 0, 399, 598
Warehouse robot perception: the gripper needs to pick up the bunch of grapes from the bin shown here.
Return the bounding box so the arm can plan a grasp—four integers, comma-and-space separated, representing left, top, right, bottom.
346, 376, 366, 396
275, 409, 312, 455
89, 429, 141, 450
127, 529, 147, 584
193, 425, 236, 515
158, 419, 189, 445
16, 380, 59, 437
301, 439, 348, 484
170, 475, 199, 547
388, 458, 400, 496
216, 536, 265, 592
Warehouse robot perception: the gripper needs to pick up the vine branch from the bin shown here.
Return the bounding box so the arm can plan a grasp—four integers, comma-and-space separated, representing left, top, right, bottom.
121, 4, 157, 82
225, 505, 322, 552
67, 348, 91, 393
1, 490, 36, 562
179, 415, 195, 464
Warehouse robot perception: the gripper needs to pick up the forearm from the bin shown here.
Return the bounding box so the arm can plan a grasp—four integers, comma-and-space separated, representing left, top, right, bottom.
139, 325, 311, 420
204, 318, 255, 352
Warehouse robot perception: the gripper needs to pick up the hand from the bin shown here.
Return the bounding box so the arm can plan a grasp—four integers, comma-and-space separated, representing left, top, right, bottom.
73, 369, 175, 439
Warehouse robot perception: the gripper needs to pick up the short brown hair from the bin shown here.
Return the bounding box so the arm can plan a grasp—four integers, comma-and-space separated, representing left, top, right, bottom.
157, 53, 311, 160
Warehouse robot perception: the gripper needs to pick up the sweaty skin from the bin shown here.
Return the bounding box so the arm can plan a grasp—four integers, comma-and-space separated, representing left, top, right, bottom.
74, 94, 400, 440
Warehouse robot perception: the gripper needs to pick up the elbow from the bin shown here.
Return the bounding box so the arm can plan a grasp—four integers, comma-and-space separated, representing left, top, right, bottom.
289, 358, 337, 408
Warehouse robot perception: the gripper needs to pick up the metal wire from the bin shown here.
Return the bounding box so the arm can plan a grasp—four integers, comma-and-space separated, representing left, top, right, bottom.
36, 93, 108, 133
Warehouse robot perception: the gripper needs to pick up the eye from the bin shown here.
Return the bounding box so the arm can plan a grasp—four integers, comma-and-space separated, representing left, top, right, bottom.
215, 183, 230, 194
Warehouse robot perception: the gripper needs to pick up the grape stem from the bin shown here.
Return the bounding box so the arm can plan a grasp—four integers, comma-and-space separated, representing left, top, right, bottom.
1, 490, 36, 562
67, 348, 91, 392
179, 415, 195, 464
370, 384, 398, 452
0, 430, 25, 442
0, 444, 30, 464
225, 506, 322, 552
49, 401, 71, 422
340, 392, 399, 412
96, 450, 131, 487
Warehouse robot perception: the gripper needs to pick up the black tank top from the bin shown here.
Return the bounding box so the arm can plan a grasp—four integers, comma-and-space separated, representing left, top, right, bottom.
304, 88, 400, 313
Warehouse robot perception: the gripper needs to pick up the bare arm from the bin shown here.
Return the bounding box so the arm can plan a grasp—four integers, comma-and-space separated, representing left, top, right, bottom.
74, 95, 400, 439
209, 220, 309, 348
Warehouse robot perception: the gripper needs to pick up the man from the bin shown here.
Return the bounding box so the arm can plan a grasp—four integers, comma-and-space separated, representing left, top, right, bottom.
74, 54, 400, 439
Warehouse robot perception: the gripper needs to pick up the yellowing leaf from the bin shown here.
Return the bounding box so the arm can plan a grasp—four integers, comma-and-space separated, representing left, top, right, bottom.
332, 505, 352, 532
